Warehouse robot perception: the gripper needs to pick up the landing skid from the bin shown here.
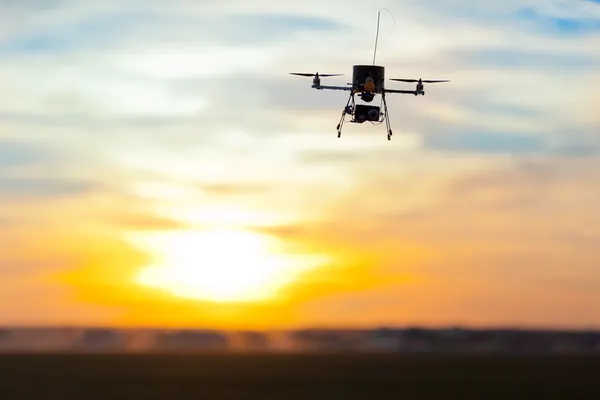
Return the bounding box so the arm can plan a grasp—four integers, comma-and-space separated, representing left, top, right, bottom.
336, 92, 355, 138
382, 92, 393, 141
336, 91, 393, 140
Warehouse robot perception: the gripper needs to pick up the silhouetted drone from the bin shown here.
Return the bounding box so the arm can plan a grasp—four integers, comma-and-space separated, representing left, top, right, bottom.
290, 11, 450, 141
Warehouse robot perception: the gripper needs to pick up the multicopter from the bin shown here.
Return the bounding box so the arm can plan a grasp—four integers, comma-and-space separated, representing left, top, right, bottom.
290, 11, 450, 141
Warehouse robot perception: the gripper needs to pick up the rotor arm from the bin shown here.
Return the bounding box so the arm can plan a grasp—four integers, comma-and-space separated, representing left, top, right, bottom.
383, 88, 423, 95
389, 79, 450, 83
313, 84, 354, 91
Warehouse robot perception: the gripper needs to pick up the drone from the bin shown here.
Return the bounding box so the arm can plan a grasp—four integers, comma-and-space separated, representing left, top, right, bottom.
290, 11, 450, 141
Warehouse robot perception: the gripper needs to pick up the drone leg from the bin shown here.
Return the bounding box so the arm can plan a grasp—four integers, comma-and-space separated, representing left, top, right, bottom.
336, 114, 345, 138
336, 91, 354, 138
382, 92, 393, 141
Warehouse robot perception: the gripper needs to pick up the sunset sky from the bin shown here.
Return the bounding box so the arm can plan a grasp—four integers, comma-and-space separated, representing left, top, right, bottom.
1, 0, 600, 330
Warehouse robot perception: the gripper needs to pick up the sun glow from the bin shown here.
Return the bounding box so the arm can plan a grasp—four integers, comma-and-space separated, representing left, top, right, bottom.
129, 229, 330, 303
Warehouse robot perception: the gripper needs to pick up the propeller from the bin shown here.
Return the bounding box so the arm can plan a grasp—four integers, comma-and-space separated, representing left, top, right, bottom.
390, 78, 450, 83
289, 72, 343, 77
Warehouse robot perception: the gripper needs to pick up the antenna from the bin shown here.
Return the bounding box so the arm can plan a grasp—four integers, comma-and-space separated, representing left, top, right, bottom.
372, 9, 395, 66
372, 10, 381, 65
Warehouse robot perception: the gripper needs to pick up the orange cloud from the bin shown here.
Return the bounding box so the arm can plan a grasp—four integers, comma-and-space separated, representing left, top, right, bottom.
4, 153, 600, 330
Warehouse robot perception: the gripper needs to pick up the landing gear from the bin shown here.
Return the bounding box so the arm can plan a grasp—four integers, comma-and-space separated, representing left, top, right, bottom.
336, 90, 393, 141
336, 91, 356, 138
382, 91, 393, 141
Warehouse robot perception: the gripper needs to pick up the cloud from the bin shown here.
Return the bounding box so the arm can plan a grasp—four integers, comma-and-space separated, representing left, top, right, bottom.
421, 128, 600, 157
0, 2, 347, 51
256, 154, 600, 327
0, 136, 111, 203
103, 210, 188, 231
369, 156, 600, 285
454, 48, 599, 70
0, 177, 96, 198
2, 0, 598, 138
516, 4, 600, 35
0, 139, 58, 167
197, 182, 272, 197
1, 0, 600, 328
0, 155, 101, 216
424, 131, 548, 155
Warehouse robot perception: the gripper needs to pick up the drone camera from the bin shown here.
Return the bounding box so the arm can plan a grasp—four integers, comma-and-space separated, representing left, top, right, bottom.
354, 104, 380, 123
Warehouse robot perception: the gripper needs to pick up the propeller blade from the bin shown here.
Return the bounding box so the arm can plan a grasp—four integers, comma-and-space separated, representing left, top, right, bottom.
390, 78, 450, 83
289, 73, 343, 77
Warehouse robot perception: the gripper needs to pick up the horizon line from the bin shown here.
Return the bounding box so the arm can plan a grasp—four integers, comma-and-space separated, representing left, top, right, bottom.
1, 324, 600, 332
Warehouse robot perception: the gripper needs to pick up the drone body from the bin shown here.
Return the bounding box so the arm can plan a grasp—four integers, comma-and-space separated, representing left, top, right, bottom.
290, 11, 449, 140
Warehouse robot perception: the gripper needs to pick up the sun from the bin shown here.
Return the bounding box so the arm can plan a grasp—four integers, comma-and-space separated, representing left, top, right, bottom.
128, 229, 329, 303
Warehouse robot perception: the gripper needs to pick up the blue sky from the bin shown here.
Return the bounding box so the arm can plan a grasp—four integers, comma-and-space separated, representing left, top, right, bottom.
516, 4, 600, 34
1, 0, 600, 328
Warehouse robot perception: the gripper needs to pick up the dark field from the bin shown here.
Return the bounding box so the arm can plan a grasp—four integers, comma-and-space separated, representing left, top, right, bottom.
1, 353, 600, 399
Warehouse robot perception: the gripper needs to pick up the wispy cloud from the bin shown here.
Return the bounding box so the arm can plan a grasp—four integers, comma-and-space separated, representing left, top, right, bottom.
0, 177, 95, 198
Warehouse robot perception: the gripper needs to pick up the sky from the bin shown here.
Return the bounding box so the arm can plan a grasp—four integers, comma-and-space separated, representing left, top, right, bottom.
1, 0, 600, 330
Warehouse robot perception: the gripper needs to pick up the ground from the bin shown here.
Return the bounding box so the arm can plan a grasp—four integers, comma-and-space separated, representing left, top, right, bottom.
1, 353, 599, 399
